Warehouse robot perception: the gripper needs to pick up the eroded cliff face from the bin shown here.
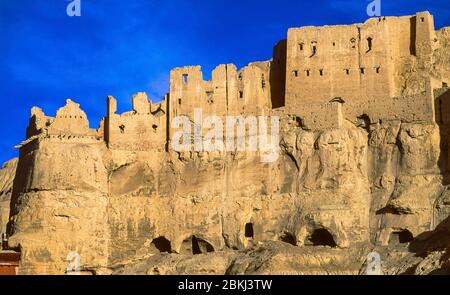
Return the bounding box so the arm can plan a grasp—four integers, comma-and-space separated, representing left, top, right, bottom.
3, 113, 448, 275
3, 115, 372, 274
0, 158, 17, 233
7, 141, 111, 274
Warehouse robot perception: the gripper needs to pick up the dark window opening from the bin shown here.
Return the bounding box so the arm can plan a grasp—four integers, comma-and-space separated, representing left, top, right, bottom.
192, 236, 201, 254
421, 17, 425, 22
192, 236, 214, 255
319, 69, 324, 76
366, 37, 373, 53
261, 74, 266, 89
357, 114, 371, 130
306, 69, 310, 77
245, 223, 254, 238
410, 16, 417, 56
152, 124, 158, 131
293, 70, 298, 77
350, 38, 356, 49
181, 236, 215, 255
376, 67, 381, 74
151, 236, 172, 253
310, 43, 317, 57
238, 73, 243, 81
206, 91, 214, 104
239, 91, 244, 99
178, 98, 182, 105
443, 82, 448, 88
345, 69, 350, 75
332, 42, 336, 46
299, 43, 304, 51
360, 68, 365, 74
182, 74, 188, 84
119, 124, 125, 134
279, 232, 297, 246
308, 228, 337, 247
389, 230, 414, 245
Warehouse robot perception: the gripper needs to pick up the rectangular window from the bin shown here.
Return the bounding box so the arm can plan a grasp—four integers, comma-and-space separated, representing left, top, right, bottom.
182, 74, 188, 84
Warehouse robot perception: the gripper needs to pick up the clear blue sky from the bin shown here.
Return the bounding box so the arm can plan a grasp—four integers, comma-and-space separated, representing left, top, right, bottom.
0, 0, 449, 164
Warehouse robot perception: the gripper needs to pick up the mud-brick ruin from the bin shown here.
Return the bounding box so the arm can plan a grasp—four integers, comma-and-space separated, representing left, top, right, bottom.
1, 11, 450, 274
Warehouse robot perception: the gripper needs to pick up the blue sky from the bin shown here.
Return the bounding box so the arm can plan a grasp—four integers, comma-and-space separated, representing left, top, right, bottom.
0, 0, 449, 164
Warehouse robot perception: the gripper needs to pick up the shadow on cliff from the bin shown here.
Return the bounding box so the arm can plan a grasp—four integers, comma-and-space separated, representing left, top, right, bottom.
270, 40, 286, 109
6, 147, 33, 242
436, 89, 450, 185
404, 215, 450, 274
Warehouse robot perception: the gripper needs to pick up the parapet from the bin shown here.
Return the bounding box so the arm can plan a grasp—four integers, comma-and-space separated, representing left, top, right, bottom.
17, 99, 102, 154
104, 93, 167, 151
48, 99, 90, 136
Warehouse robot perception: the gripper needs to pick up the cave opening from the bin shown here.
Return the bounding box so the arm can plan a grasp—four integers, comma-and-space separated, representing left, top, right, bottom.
151, 236, 172, 253
181, 236, 215, 255
309, 228, 337, 247
245, 223, 254, 238
389, 229, 414, 245
279, 232, 297, 246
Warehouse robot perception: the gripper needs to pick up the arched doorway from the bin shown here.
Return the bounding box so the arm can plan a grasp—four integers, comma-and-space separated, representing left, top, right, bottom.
150, 236, 172, 253
245, 223, 254, 239
389, 229, 414, 246
308, 228, 337, 247
180, 236, 215, 255
279, 232, 297, 246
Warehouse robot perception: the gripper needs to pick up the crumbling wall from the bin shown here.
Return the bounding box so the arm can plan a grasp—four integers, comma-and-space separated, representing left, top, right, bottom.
285, 12, 437, 128
105, 94, 166, 151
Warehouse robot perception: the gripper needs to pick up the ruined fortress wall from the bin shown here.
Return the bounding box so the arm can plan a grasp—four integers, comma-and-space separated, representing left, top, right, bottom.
169, 64, 272, 116
286, 24, 364, 104
299, 102, 343, 130
48, 102, 89, 135
343, 82, 435, 124
105, 95, 166, 151
168, 63, 273, 142
285, 12, 436, 126
169, 65, 228, 120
